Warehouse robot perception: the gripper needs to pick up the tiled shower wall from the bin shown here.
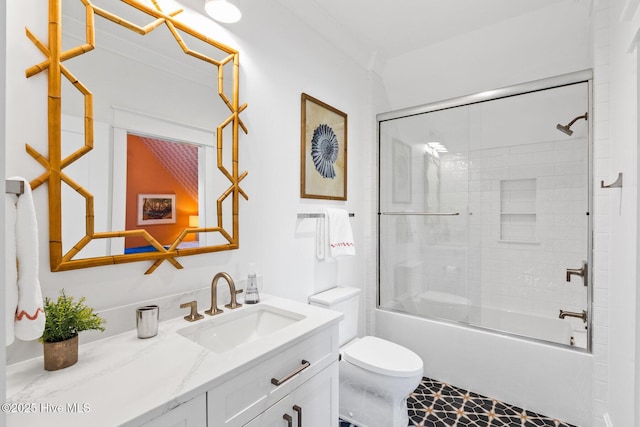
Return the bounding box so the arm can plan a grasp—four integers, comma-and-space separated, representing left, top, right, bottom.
591, 1, 611, 425
468, 137, 588, 323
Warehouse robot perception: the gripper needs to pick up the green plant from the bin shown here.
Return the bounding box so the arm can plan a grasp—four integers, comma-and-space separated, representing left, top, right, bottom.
40, 289, 106, 343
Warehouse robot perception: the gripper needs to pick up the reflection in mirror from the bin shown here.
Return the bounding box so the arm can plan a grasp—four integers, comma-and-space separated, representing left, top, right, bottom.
27, 0, 248, 273
124, 134, 200, 254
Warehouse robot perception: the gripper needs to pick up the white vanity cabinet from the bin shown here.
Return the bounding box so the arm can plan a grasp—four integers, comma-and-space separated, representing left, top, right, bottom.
207, 325, 339, 426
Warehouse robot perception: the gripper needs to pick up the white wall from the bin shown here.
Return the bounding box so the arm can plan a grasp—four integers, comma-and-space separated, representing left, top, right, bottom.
4, 0, 369, 360
381, 0, 592, 110
0, 0, 7, 423
599, 0, 640, 426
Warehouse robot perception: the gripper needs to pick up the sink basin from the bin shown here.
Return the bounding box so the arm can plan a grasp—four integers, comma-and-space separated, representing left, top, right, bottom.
177, 304, 305, 354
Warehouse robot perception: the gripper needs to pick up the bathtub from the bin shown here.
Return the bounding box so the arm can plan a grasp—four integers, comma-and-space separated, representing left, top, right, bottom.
375, 308, 593, 427
397, 292, 579, 347
468, 306, 576, 347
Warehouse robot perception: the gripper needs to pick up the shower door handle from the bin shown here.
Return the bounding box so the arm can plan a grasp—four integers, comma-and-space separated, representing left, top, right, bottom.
566, 261, 588, 286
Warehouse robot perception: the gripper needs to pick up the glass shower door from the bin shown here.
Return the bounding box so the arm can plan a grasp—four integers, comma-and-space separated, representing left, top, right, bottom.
378, 79, 591, 350
378, 105, 472, 323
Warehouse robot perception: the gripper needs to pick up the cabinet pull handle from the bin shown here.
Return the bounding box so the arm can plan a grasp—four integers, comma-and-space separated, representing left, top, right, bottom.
271, 360, 311, 386
283, 413, 293, 427
293, 405, 302, 427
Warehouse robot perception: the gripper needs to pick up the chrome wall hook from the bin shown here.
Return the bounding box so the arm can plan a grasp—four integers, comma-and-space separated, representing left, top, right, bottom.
601, 172, 623, 189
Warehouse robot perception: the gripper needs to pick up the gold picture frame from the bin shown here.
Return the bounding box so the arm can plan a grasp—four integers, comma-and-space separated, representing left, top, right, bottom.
300, 93, 347, 200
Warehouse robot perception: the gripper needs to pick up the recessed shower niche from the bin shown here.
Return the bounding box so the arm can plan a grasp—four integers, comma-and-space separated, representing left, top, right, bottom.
499, 178, 538, 243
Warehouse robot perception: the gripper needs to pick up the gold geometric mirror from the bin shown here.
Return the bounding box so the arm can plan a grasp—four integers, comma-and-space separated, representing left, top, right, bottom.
25, 0, 248, 274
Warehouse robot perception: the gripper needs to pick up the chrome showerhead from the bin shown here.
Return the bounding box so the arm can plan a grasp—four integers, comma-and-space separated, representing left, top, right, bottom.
556, 112, 588, 136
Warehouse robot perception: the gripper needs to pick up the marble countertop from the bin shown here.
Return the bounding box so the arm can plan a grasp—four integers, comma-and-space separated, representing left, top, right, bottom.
5, 295, 342, 426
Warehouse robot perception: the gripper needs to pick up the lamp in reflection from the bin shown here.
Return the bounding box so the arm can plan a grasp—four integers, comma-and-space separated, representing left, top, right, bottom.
189, 215, 199, 242
205, 0, 242, 23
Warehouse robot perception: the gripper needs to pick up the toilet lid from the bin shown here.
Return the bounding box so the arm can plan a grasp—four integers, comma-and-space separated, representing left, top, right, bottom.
343, 336, 423, 378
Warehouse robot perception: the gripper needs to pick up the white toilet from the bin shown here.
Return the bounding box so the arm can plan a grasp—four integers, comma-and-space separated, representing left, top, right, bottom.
309, 286, 424, 427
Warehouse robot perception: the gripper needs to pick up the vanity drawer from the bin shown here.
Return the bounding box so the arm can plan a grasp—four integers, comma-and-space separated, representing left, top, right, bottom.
207, 325, 338, 426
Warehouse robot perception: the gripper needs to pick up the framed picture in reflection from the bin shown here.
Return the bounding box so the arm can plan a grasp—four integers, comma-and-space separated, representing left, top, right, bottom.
137, 194, 176, 225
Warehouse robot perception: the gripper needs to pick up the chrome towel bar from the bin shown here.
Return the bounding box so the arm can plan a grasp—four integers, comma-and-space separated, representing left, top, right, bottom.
297, 213, 355, 219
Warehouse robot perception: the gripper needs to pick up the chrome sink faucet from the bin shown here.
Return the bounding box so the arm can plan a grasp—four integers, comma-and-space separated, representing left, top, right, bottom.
205, 272, 243, 316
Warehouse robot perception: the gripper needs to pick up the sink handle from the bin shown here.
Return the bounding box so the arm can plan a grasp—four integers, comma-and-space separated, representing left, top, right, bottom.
179, 301, 204, 322
271, 360, 311, 386
225, 289, 244, 309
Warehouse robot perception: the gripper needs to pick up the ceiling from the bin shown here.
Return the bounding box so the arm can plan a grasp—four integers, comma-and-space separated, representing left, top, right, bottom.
176, 0, 581, 70
271, 0, 571, 63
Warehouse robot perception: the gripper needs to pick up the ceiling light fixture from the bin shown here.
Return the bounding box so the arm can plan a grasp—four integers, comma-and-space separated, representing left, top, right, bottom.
205, 0, 242, 24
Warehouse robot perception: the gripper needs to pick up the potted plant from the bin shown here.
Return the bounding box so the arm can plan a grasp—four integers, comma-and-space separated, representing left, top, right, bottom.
40, 289, 106, 371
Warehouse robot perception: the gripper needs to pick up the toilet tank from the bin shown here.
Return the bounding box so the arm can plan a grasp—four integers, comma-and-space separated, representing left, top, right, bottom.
309, 287, 360, 346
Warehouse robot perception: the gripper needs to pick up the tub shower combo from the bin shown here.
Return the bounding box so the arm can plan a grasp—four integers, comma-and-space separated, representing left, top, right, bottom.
377, 71, 593, 351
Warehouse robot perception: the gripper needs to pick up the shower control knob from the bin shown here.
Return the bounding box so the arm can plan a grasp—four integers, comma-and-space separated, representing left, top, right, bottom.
565, 261, 588, 287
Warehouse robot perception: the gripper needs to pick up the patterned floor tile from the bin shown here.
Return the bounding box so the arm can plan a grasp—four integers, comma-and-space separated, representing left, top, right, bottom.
341, 377, 577, 427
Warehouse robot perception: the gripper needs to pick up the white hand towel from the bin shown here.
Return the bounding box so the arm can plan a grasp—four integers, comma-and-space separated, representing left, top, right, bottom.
326, 208, 355, 258
9, 177, 45, 342
315, 208, 355, 261
5, 192, 18, 346
316, 211, 328, 260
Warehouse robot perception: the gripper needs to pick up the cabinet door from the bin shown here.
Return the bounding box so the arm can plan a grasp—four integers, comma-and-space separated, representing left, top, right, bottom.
244, 395, 293, 427
141, 394, 206, 427
208, 327, 337, 426
245, 361, 339, 427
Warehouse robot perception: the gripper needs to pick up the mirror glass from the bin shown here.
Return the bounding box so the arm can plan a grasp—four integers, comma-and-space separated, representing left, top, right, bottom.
30, 0, 247, 273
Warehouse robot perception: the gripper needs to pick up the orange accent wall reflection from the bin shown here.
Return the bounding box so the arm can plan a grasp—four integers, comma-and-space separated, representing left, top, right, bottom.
125, 134, 197, 249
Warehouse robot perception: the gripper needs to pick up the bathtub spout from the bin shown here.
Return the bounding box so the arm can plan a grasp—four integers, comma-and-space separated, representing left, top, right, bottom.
559, 309, 587, 323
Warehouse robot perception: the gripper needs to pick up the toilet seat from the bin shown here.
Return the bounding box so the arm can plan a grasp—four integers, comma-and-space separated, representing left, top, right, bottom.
342, 336, 423, 378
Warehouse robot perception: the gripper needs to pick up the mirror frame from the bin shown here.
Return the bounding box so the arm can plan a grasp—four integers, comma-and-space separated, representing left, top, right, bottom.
25, 0, 248, 274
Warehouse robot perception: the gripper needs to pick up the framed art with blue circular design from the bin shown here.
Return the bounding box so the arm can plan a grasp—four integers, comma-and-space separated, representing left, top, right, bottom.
300, 93, 348, 200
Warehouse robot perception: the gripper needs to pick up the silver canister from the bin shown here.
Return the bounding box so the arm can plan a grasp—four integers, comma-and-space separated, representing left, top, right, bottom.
136, 305, 159, 339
